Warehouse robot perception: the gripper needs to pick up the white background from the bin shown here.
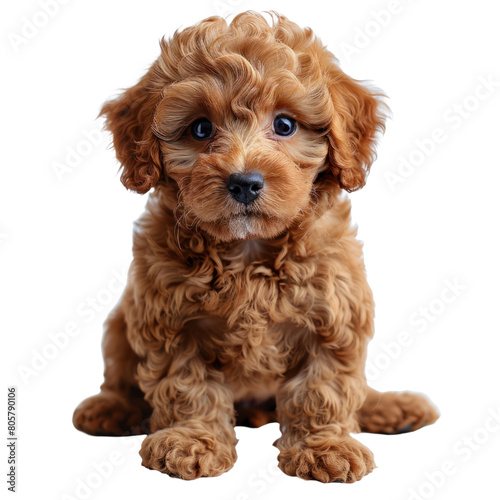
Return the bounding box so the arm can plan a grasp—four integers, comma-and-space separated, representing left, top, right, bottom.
2, 0, 500, 499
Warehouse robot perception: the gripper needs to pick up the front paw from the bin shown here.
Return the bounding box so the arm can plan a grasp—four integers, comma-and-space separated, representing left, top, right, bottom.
139, 426, 237, 479
275, 433, 375, 483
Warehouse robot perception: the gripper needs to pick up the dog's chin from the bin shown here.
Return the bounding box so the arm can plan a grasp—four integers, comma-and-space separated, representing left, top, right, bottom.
198, 214, 290, 243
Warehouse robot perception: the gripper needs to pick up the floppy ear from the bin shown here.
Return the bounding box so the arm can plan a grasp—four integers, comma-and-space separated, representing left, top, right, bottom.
326, 68, 387, 192
100, 68, 163, 194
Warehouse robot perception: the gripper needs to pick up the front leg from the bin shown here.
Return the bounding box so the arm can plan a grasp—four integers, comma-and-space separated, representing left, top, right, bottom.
275, 340, 374, 483
138, 342, 237, 479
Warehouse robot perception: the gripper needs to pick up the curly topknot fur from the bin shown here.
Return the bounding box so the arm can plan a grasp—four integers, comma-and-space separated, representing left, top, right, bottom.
73, 11, 438, 482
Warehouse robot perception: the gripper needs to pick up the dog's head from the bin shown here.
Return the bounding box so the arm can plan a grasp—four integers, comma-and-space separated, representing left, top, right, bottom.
101, 12, 386, 242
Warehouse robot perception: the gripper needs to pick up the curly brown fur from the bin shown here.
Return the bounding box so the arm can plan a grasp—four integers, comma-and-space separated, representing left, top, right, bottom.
73, 12, 438, 482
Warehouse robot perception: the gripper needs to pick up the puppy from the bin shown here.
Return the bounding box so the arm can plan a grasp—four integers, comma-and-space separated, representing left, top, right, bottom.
73, 12, 438, 482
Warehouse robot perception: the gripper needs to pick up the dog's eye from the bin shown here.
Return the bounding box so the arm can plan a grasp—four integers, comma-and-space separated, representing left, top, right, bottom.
191, 118, 214, 141
273, 115, 297, 137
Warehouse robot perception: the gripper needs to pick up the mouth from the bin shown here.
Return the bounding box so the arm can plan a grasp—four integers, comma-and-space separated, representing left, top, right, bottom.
230, 203, 263, 218
195, 207, 290, 242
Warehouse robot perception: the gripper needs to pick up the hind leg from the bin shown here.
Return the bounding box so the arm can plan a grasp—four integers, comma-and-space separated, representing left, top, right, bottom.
356, 388, 439, 434
234, 397, 277, 428
73, 303, 151, 436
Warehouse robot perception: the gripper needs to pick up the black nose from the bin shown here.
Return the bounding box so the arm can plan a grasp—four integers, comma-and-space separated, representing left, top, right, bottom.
227, 172, 264, 204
